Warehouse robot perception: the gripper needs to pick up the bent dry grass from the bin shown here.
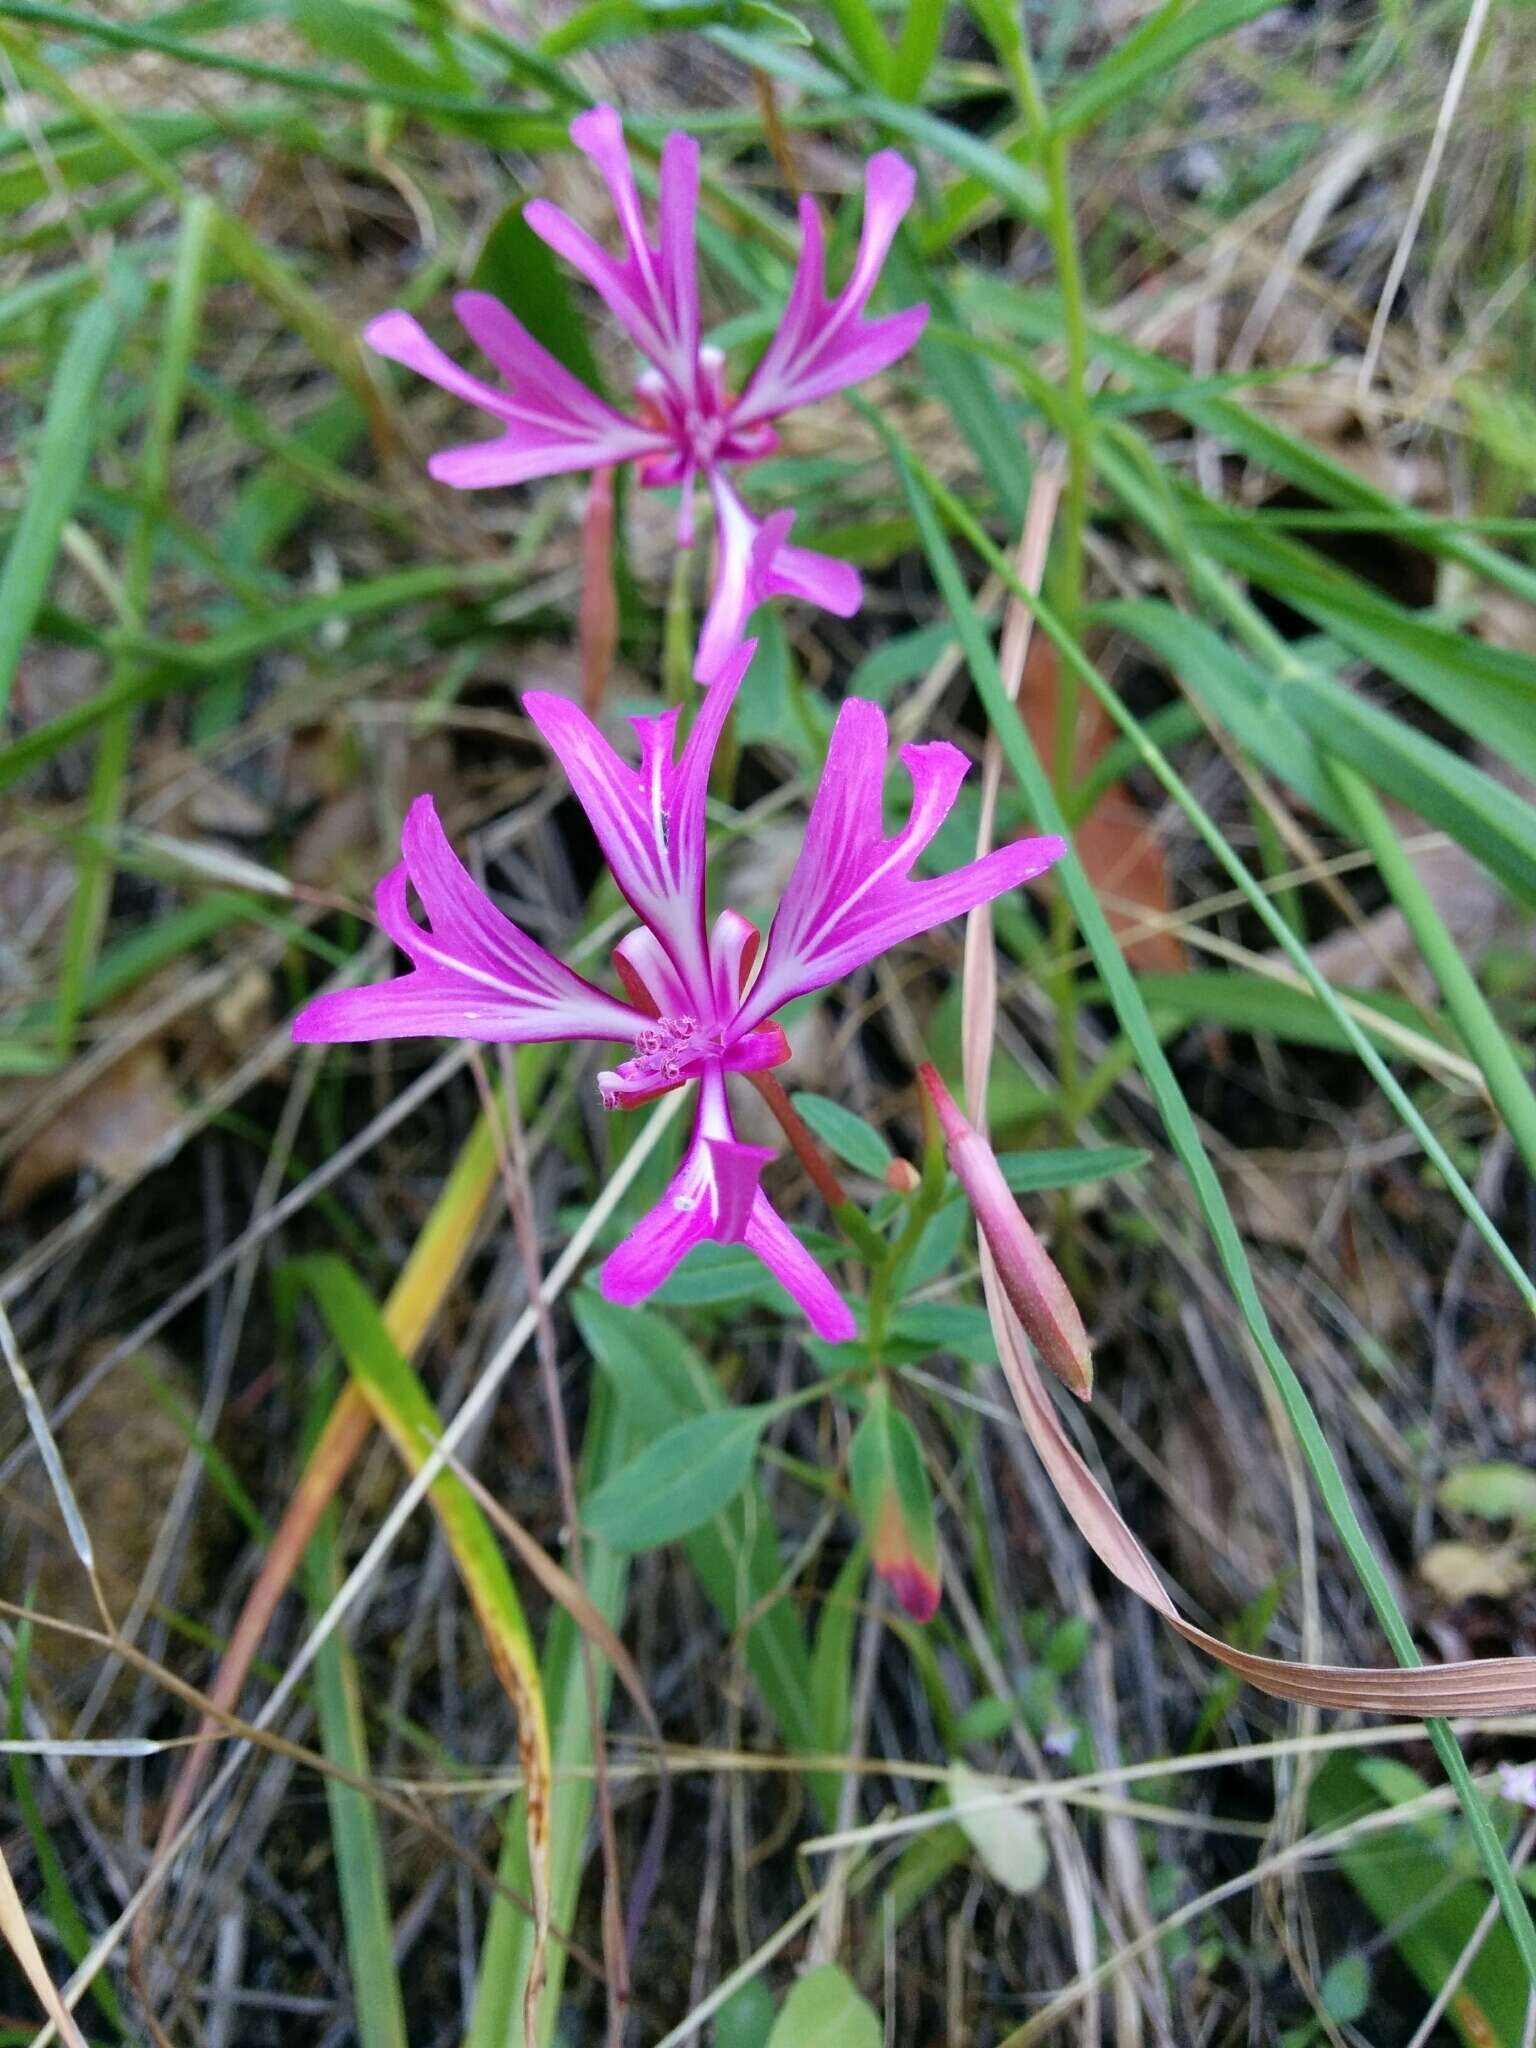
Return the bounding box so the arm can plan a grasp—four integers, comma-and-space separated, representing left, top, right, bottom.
3, 2, 1536, 2043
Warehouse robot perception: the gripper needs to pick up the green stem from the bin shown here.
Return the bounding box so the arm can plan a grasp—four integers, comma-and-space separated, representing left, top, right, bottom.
1328, 760, 1536, 1183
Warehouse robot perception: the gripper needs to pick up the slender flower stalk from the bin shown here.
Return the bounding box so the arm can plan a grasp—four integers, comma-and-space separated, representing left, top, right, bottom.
918, 1063, 1093, 1399
293, 650, 1064, 1336
365, 106, 928, 681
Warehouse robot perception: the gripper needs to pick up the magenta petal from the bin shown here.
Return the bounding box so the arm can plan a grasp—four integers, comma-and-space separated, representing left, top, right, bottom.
729, 152, 928, 432
522, 645, 751, 1007
291, 795, 644, 1047
697, 477, 860, 683
743, 1194, 856, 1342
600, 1120, 774, 1302
599, 1083, 852, 1337
734, 700, 1068, 1030
526, 105, 702, 407
366, 301, 667, 491
696, 472, 760, 684
751, 506, 862, 618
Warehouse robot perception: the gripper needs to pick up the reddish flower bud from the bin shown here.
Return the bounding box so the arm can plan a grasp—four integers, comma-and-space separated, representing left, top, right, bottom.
917, 1065, 1093, 1401
885, 1157, 921, 1194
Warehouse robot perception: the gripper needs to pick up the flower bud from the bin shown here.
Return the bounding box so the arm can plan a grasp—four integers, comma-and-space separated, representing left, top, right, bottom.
885, 1157, 921, 1194
917, 1065, 1093, 1401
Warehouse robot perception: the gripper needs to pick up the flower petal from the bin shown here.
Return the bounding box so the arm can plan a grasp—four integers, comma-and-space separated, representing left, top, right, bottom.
751, 507, 862, 619
291, 795, 644, 1046
730, 152, 928, 431
366, 303, 667, 490
696, 477, 861, 683
735, 700, 1067, 1030
525, 107, 702, 406
522, 643, 752, 1009
599, 1071, 853, 1337
743, 1195, 856, 1342
600, 1126, 775, 1300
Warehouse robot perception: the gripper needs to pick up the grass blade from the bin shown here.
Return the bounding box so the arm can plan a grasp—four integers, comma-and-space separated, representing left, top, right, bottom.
285, 1254, 554, 2032
0, 257, 142, 714
887, 428, 1536, 1989
303, 1497, 410, 2048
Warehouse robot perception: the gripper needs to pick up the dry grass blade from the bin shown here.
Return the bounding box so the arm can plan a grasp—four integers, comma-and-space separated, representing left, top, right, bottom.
0, 1837, 88, 2048
444, 1451, 667, 1790
0, 1301, 92, 1571
962, 465, 1061, 1126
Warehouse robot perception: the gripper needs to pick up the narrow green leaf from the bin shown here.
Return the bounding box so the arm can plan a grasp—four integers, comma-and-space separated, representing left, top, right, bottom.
822, 0, 892, 86
790, 1092, 894, 1180
888, 0, 945, 100
303, 1503, 409, 2048
584, 1406, 775, 1550
471, 202, 604, 391
0, 258, 142, 713
997, 1144, 1150, 1191
1053, 0, 1286, 135
470, 1382, 632, 2048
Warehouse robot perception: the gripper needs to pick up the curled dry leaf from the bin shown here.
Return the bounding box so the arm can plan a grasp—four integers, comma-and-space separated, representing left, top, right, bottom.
983, 1248, 1536, 1713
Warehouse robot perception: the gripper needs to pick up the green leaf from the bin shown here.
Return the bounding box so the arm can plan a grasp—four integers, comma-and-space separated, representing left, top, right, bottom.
889, 0, 945, 99
997, 1144, 1150, 1192
849, 1383, 939, 1621
303, 1503, 410, 2048
766, 1964, 880, 2048
821, 0, 893, 86
1199, 519, 1536, 783
839, 94, 1047, 222
1093, 594, 1343, 826
582, 1406, 775, 1550
651, 1242, 783, 1306
1319, 1954, 1370, 2026
1053, 0, 1287, 135
811, 1544, 867, 1771
895, 1196, 968, 1295
790, 1092, 894, 1180
716, 1977, 779, 2048
573, 1294, 827, 1807
1310, 1756, 1526, 2048
891, 1301, 999, 1364
0, 257, 143, 714
469, 1382, 633, 2047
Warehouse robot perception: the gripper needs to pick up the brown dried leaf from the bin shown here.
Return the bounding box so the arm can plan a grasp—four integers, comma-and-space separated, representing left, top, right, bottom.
2, 1044, 181, 1213
1018, 638, 1187, 973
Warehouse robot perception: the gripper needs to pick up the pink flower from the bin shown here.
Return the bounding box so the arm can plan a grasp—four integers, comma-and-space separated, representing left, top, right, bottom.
366, 106, 927, 682
293, 647, 1064, 1336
